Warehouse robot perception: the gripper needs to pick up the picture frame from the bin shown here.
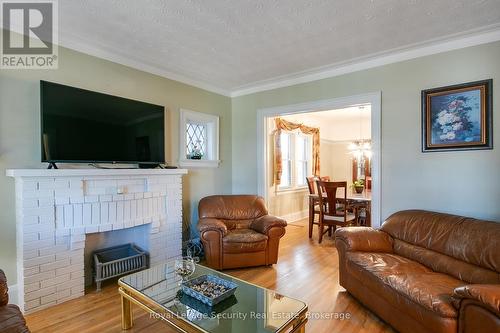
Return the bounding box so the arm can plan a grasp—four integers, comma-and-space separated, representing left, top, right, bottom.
421, 79, 492, 152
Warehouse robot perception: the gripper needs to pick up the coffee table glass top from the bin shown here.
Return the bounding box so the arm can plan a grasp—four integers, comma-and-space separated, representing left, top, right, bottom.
119, 261, 307, 333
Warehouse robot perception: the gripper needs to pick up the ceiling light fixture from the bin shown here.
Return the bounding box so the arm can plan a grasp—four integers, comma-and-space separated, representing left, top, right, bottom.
349, 105, 372, 162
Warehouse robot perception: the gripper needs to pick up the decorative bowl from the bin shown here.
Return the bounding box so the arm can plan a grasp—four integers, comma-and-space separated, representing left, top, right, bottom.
181, 275, 238, 306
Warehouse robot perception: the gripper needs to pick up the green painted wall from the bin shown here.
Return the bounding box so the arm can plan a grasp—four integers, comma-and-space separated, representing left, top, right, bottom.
232, 41, 500, 224
0, 45, 232, 284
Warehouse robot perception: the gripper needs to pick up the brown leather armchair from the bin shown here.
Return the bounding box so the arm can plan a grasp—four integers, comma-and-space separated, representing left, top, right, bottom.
335, 210, 500, 333
0, 269, 30, 333
197, 195, 287, 270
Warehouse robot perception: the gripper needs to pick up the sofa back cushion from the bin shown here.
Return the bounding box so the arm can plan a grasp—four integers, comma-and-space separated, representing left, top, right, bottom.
199, 195, 268, 225
392, 238, 500, 284
381, 210, 500, 283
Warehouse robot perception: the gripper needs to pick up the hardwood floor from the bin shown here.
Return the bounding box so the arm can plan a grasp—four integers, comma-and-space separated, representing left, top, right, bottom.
25, 220, 395, 333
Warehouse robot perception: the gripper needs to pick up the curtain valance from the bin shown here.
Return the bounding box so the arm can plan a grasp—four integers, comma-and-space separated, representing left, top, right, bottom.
273, 118, 320, 185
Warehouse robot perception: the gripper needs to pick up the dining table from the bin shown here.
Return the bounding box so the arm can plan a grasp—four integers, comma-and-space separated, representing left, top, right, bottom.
308, 190, 372, 227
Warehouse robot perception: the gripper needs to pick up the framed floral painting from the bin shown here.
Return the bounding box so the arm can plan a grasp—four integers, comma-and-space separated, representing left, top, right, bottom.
422, 79, 492, 152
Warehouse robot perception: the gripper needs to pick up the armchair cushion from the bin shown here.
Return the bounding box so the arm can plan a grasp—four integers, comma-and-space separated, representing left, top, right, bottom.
199, 195, 268, 220
453, 284, 500, 315
197, 218, 228, 237
250, 215, 287, 235
223, 229, 268, 253
335, 227, 394, 253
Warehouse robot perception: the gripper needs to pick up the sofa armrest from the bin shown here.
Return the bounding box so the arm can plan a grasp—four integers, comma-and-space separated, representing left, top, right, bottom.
0, 269, 8, 306
453, 284, 500, 316
334, 227, 393, 253
197, 218, 227, 237
250, 215, 287, 236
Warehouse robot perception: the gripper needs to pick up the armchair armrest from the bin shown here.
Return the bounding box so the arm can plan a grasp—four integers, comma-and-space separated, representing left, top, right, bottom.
0, 269, 8, 306
453, 284, 500, 316
197, 218, 227, 237
250, 215, 287, 236
334, 227, 393, 253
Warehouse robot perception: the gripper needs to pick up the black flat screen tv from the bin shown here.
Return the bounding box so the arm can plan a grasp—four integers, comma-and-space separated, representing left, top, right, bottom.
40, 81, 165, 164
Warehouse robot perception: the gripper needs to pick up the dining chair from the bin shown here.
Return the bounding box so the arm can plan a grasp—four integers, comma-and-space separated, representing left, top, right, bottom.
306, 176, 330, 238
316, 180, 356, 244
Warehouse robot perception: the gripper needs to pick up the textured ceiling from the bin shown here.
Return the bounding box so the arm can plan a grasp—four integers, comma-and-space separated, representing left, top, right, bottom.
282, 106, 371, 141
59, 0, 500, 94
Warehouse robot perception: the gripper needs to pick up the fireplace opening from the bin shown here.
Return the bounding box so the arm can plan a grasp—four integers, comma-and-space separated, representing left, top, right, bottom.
93, 243, 148, 291
84, 224, 151, 289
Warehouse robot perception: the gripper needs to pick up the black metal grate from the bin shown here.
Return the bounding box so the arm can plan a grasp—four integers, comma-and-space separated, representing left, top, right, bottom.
93, 243, 148, 291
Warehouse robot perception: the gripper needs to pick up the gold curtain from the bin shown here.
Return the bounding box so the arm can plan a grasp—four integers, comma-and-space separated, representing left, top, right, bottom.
273, 118, 320, 185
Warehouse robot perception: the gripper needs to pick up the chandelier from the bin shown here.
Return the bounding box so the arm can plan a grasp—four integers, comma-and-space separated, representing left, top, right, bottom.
348, 140, 372, 161
349, 105, 372, 162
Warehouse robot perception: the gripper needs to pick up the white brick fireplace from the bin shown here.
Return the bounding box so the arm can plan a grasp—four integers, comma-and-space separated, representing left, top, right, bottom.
6, 168, 187, 313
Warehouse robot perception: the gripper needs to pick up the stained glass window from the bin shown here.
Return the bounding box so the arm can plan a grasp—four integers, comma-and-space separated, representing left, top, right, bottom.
186, 123, 207, 159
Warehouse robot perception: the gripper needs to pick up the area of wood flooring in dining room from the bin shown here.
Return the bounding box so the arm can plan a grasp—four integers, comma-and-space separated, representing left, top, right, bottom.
25, 219, 395, 333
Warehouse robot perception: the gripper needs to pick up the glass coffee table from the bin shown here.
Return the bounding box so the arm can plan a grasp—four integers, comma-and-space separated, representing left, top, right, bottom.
118, 261, 308, 333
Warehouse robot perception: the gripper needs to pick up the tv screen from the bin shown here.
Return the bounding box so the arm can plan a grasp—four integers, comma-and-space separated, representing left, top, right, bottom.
40, 81, 165, 164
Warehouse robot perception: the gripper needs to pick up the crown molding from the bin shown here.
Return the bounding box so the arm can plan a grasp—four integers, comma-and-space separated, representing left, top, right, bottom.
230, 24, 500, 97
55, 24, 500, 99
57, 31, 232, 97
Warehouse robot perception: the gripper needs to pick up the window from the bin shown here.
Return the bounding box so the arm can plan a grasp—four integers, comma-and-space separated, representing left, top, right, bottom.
278, 132, 312, 191
179, 109, 220, 168
186, 122, 207, 159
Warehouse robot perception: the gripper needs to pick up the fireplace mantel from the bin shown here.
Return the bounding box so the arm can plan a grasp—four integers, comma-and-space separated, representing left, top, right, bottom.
7, 168, 187, 178
6, 168, 187, 313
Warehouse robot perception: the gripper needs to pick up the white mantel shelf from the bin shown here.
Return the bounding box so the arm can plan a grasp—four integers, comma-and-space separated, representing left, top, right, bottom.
6, 168, 187, 178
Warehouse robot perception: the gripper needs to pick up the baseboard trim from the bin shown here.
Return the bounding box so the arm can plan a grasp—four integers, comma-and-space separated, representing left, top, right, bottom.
280, 210, 308, 223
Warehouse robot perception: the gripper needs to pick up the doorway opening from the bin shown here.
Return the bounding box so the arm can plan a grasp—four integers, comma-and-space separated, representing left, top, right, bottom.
256, 93, 381, 229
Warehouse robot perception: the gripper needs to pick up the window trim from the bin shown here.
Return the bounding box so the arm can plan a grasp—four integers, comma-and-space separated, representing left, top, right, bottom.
295, 133, 311, 188
179, 109, 220, 168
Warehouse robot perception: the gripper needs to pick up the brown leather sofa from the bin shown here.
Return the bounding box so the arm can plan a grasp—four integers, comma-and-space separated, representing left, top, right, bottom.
0, 270, 30, 333
335, 210, 500, 333
197, 195, 287, 270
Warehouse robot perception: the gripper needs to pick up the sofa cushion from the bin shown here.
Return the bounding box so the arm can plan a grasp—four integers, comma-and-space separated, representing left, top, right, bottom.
347, 252, 464, 318
381, 210, 500, 274
342, 271, 458, 333
223, 229, 268, 253
0, 304, 30, 333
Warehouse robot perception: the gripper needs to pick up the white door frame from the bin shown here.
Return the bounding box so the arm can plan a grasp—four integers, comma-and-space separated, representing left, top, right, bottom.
256, 92, 383, 227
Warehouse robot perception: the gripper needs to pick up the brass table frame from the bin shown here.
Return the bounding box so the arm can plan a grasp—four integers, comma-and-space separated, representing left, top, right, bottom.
118, 276, 308, 333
